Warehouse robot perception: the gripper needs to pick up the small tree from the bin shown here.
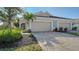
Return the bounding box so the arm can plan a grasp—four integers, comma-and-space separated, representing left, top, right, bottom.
23, 12, 36, 30
0, 7, 23, 29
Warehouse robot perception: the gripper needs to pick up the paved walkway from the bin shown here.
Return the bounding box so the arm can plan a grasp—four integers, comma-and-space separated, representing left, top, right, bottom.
32, 32, 79, 51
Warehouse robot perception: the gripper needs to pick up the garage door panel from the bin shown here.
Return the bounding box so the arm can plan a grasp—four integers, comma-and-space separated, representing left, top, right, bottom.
31, 22, 51, 32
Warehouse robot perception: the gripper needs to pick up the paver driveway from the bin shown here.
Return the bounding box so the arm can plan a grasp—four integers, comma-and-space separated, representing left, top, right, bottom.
32, 32, 79, 51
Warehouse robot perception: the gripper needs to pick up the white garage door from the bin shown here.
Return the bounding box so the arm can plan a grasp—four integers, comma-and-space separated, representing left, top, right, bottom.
31, 21, 51, 32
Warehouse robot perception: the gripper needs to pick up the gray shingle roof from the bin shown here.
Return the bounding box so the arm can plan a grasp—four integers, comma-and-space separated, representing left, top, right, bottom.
34, 11, 74, 20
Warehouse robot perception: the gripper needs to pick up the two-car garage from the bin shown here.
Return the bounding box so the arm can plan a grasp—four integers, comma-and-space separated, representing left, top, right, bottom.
31, 21, 52, 32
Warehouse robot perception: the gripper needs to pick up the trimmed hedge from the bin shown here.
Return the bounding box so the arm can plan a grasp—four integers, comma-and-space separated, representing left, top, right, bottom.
59, 27, 63, 32
53, 28, 58, 32
0, 28, 22, 46
63, 28, 68, 32
72, 27, 77, 31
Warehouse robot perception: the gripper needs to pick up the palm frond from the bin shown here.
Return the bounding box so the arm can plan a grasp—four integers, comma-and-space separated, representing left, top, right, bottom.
24, 12, 36, 22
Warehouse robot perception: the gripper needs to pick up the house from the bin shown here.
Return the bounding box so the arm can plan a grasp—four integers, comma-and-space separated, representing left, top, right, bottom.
19, 11, 79, 32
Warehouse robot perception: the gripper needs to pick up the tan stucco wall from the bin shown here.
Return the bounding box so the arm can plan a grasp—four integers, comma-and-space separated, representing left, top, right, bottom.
58, 20, 72, 30
19, 17, 79, 31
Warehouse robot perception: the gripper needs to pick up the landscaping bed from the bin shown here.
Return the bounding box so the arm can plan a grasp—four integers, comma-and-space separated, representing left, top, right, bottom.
53, 27, 68, 32
0, 29, 42, 51
0, 28, 22, 48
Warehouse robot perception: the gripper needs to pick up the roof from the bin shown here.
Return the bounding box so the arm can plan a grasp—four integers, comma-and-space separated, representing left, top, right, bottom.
34, 11, 52, 16
34, 11, 74, 20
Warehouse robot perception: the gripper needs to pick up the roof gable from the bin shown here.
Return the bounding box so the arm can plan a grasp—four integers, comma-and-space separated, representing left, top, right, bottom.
34, 11, 52, 16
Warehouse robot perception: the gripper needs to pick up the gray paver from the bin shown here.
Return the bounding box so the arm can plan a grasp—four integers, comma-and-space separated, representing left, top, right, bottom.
32, 32, 79, 51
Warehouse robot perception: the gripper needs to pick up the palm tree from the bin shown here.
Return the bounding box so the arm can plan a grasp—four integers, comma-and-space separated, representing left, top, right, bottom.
23, 12, 36, 30
0, 7, 23, 28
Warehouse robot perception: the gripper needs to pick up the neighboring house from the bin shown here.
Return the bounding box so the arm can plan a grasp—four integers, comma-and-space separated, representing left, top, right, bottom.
0, 20, 7, 26
19, 11, 79, 32
0, 20, 3, 25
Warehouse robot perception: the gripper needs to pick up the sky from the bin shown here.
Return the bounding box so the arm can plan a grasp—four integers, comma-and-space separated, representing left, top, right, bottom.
24, 7, 79, 19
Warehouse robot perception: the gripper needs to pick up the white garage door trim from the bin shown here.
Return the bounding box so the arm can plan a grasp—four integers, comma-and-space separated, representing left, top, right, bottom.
31, 21, 52, 32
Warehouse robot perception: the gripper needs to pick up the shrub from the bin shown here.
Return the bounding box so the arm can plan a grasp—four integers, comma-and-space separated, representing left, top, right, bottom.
64, 28, 68, 32
13, 22, 19, 28
72, 27, 77, 31
0, 29, 22, 46
59, 27, 63, 32
53, 28, 58, 32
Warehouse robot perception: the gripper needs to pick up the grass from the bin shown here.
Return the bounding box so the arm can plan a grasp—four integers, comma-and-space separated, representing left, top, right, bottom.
0, 44, 42, 51
0, 30, 42, 51
0, 27, 42, 51
67, 32, 79, 36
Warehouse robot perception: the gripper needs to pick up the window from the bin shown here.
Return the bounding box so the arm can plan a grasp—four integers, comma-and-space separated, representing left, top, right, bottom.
21, 23, 25, 30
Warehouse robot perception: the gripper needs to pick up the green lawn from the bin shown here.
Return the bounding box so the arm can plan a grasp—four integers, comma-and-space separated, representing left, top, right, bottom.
67, 32, 79, 36
0, 44, 42, 51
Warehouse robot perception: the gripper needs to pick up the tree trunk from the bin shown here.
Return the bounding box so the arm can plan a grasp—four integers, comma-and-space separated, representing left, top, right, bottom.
8, 17, 12, 28
29, 20, 31, 29
26, 21, 29, 30
8, 8, 12, 29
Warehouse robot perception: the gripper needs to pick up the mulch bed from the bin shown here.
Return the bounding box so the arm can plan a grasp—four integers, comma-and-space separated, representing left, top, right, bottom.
0, 33, 37, 48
